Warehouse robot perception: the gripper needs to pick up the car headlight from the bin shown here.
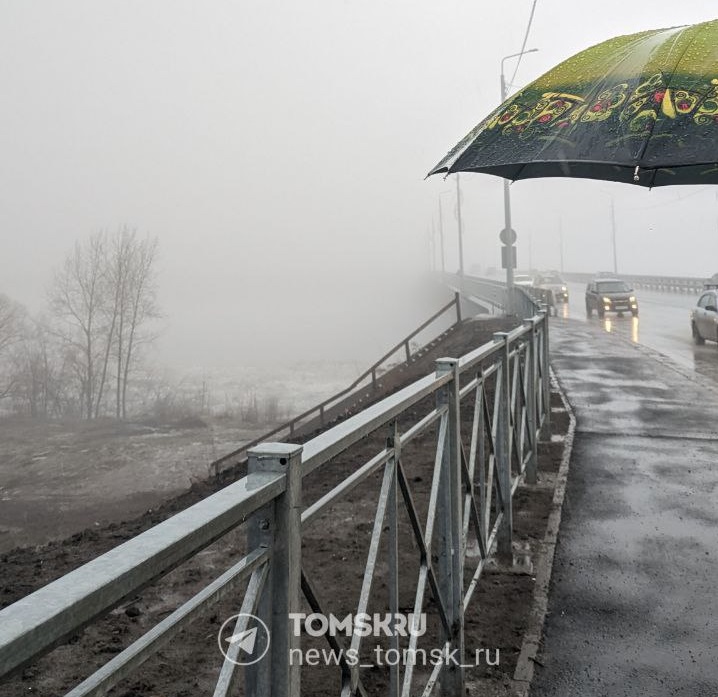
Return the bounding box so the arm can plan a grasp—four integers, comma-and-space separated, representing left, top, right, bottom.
629, 296, 636, 302
561, 286, 567, 291
602, 297, 612, 303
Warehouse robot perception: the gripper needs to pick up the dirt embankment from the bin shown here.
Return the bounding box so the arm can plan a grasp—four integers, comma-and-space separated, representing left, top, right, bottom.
0, 316, 568, 697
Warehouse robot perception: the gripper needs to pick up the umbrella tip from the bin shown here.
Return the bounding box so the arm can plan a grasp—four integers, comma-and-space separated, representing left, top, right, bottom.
633, 166, 640, 183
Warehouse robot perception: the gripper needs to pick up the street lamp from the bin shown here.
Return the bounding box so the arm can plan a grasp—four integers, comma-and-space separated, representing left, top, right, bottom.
437, 194, 448, 274
499, 48, 539, 293
438, 188, 458, 275
455, 174, 465, 275
597, 188, 620, 274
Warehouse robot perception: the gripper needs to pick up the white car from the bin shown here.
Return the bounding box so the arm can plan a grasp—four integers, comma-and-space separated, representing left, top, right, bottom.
691, 287, 718, 344
513, 274, 534, 287
534, 272, 569, 303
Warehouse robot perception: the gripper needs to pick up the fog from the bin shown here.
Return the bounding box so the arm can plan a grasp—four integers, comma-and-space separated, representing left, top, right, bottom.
1, 1, 717, 369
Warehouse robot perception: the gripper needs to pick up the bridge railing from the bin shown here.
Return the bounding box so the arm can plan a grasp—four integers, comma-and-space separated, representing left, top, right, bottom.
561, 271, 708, 294
211, 293, 462, 476
0, 310, 550, 697
443, 272, 545, 318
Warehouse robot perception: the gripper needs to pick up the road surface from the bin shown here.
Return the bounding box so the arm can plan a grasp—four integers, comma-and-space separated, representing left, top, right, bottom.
532, 291, 718, 695
557, 282, 718, 385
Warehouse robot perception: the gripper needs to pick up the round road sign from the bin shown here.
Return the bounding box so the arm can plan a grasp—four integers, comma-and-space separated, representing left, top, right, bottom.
499, 228, 517, 245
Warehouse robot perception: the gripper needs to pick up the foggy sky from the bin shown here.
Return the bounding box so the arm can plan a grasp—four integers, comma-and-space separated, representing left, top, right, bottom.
1, 2, 717, 367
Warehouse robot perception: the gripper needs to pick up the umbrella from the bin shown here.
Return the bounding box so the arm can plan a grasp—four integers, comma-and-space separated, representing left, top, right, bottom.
429, 18, 718, 187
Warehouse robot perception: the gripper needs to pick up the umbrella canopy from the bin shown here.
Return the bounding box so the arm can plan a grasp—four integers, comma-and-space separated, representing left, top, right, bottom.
430, 19, 718, 187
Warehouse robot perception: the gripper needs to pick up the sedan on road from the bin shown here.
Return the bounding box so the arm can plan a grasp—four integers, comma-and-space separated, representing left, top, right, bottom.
691, 288, 718, 345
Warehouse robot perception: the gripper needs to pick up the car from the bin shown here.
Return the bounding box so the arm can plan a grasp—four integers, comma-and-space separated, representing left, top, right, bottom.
691, 288, 718, 344
534, 272, 569, 303
585, 278, 638, 318
513, 274, 534, 287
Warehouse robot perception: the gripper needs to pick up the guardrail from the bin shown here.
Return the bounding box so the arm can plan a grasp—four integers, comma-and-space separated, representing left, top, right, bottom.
0, 310, 550, 697
211, 294, 462, 476
561, 271, 708, 294
442, 273, 544, 318
443, 273, 508, 314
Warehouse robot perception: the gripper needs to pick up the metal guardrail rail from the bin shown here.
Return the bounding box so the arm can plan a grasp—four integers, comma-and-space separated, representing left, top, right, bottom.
443, 272, 546, 319
0, 310, 551, 697
561, 271, 709, 294
443, 273, 508, 314
210, 294, 462, 476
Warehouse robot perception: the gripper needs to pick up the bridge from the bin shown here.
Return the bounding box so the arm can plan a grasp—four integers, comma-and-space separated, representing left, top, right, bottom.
1, 272, 717, 696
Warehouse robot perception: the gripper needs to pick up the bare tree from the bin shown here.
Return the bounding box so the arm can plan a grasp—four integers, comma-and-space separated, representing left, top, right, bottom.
49, 234, 110, 419
10, 315, 74, 417
0, 293, 26, 400
119, 233, 159, 419
48, 229, 160, 420
96, 228, 134, 419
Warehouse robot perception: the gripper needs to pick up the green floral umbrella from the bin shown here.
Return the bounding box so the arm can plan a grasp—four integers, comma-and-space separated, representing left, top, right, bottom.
430, 18, 718, 187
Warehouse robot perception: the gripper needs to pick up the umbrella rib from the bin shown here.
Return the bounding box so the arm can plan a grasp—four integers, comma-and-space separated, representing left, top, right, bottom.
512, 162, 527, 183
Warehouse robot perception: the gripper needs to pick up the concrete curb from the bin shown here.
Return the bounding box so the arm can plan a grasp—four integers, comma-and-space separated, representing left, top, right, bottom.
511, 366, 576, 696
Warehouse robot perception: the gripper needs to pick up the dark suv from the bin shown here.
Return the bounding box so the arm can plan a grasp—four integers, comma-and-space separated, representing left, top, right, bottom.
585, 278, 638, 318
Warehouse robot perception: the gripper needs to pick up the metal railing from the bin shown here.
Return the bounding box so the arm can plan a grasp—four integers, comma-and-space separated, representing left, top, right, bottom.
211, 294, 462, 476
561, 271, 708, 294
443, 273, 508, 314
0, 310, 550, 697
443, 272, 543, 319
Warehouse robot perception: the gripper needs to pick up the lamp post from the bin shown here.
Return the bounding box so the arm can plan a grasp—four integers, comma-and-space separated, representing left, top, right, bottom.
437, 196, 446, 274
438, 189, 455, 275
455, 173, 465, 275
598, 188, 620, 275
500, 48, 539, 293
610, 198, 618, 275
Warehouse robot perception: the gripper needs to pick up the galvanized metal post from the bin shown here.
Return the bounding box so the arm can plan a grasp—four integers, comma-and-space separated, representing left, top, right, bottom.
435, 358, 465, 695
492, 333, 513, 563
522, 320, 538, 485
454, 291, 462, 323
247, 443, 303, 697
387, 423, 400, 697
539, 310, 551, 440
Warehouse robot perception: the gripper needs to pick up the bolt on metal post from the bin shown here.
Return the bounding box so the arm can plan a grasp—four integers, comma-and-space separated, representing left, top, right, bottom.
435, 358, 465, 695
247, 443, 303, 697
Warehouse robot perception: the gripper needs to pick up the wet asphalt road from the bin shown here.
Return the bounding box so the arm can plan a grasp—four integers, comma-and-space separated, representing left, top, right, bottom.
532, 315, 718, 696
558, 282, 718, 384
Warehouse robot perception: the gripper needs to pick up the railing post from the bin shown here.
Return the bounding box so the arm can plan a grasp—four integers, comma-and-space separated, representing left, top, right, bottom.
492, 333, 513, 564
247, 443, 303, 697
523, 320, 538, 485
435, 358, 464, 696
539, 310, 551, 440
387, 422, 400, 697
454, 291, 462, 322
